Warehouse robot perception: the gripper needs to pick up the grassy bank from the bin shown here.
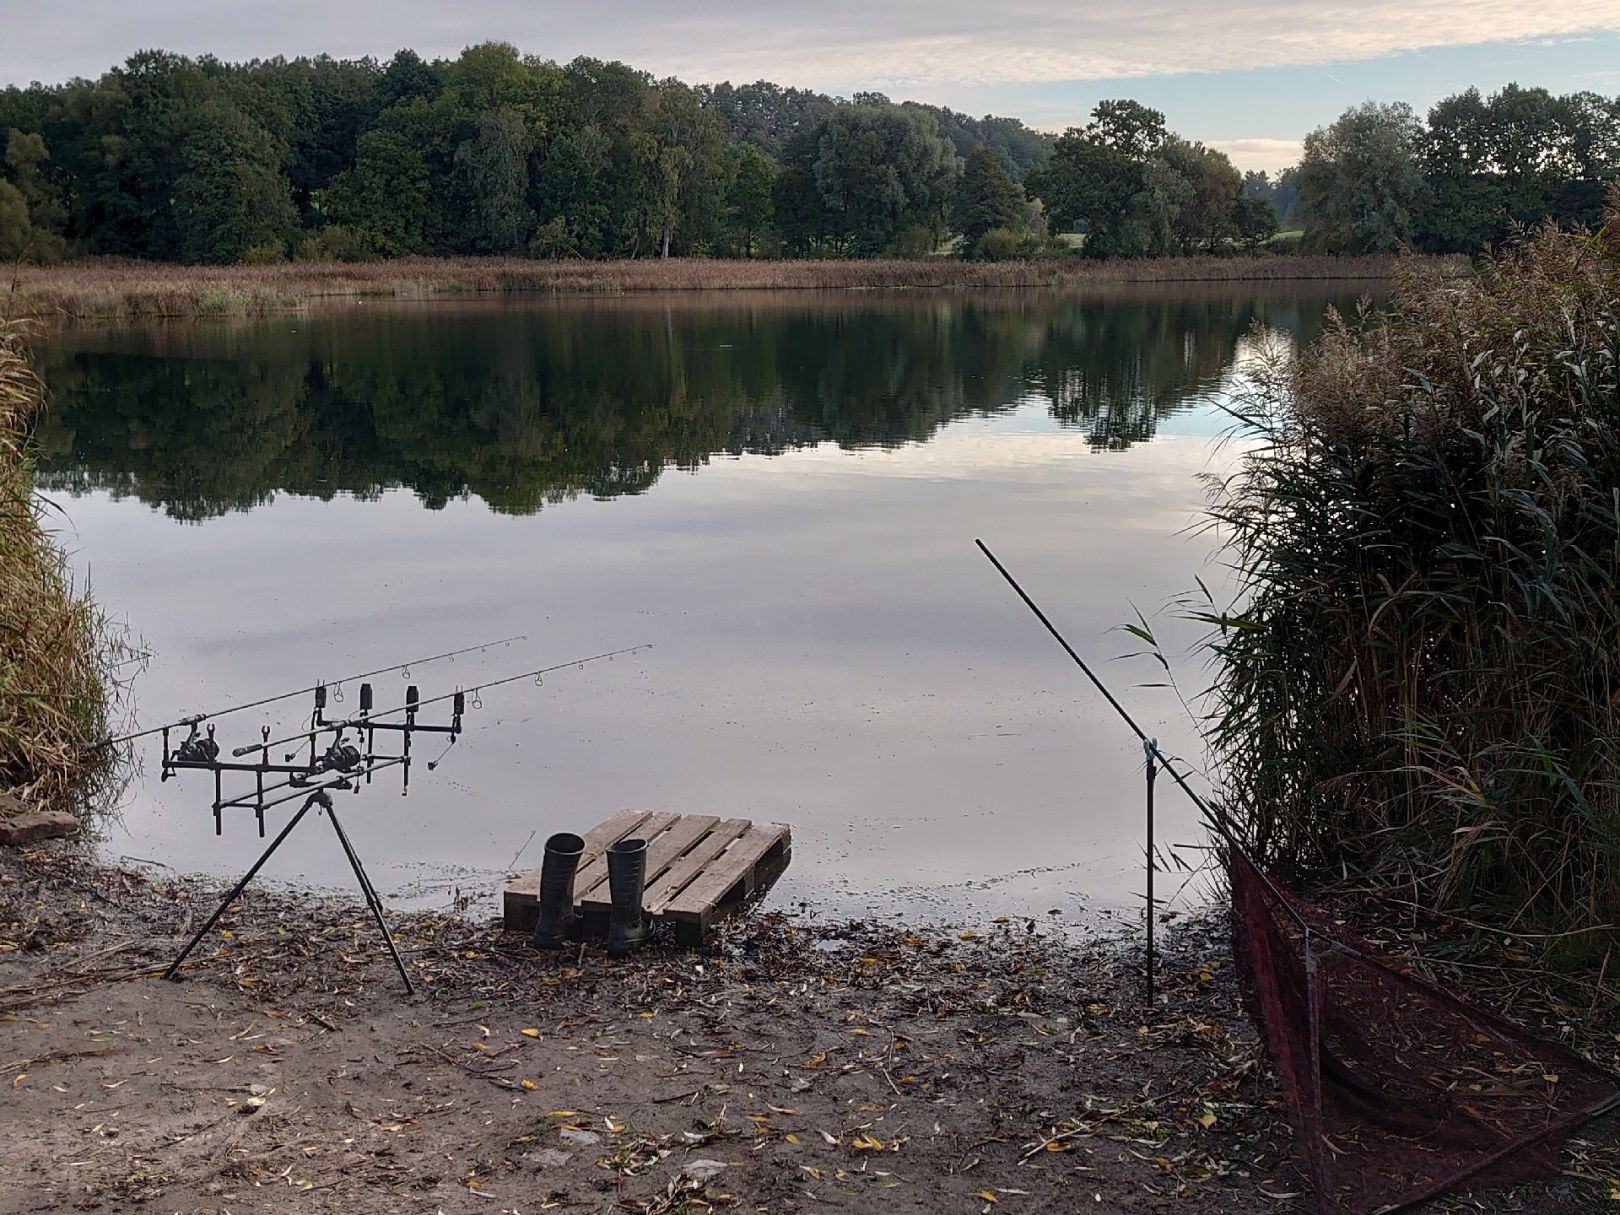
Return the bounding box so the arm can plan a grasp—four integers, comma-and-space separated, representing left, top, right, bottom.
1203, 205, 1620, 960
0, 318, 121, 813
11, 253, 1463, 322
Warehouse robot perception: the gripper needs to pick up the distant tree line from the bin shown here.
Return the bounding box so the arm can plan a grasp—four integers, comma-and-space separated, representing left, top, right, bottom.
0, 47, 1614, 264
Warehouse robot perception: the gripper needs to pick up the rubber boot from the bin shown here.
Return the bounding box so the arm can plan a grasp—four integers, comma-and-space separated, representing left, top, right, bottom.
530, 832, 584, 950
605, 838, 649, 957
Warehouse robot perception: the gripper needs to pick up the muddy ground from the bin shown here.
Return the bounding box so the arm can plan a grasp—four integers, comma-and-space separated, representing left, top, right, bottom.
1, 843, 1613, 1214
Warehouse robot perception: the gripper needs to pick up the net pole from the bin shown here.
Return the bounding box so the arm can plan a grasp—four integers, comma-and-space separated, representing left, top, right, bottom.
1145, 738, 1157, 1008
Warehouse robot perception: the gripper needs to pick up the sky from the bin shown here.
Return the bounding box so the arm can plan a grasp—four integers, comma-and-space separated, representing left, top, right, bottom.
4, 2, 1619, 173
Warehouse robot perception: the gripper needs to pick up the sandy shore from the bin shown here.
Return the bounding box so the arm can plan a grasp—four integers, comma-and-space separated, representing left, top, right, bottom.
0, 842, 1608, 1214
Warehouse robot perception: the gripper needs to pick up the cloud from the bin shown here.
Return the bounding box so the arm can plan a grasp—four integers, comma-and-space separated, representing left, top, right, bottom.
1207, 138, 1306, 174
4, 0, 1619, 91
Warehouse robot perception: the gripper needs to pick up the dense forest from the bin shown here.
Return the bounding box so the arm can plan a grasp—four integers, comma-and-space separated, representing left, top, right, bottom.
0, 45, 1616, 264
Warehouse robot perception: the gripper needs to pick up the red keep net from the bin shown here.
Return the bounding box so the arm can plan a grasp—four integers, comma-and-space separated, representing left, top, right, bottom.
1229, 847, 1620, 1215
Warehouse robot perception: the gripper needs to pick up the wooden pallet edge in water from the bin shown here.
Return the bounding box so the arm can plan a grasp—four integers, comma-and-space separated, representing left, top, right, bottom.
660, 822, 792, 944
503, 812, 791, 942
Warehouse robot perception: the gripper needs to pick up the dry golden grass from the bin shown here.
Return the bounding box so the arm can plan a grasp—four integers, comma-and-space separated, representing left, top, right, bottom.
0, 317, 124, 814
1202, 201, 1620, 958
10, 253, 1462, 322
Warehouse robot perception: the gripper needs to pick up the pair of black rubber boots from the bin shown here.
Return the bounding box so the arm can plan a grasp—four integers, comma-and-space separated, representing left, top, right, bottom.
530, 832, 648, 957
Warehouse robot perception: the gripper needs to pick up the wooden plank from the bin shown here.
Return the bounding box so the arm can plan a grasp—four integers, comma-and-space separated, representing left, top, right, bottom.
663, 823, 791, 928
642, 818, 751, 913
639, 814, 722, 891
576, 810, 681, 902
576, 819, 716, 913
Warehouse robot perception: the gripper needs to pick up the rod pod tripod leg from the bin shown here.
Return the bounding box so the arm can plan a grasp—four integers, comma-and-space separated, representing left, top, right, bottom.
163, 789, 415, 995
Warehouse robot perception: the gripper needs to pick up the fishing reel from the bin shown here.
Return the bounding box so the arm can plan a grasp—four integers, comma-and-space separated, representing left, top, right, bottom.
310, 733, 364, 777
173, 723, 220, 764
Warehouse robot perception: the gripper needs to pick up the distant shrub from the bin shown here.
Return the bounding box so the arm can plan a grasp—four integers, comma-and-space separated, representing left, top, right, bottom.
237, 241, 285, 265
969, 227, 1036, 261
886, 225, 937, 258
295, 225, 378, 263
527, 217, 576, 260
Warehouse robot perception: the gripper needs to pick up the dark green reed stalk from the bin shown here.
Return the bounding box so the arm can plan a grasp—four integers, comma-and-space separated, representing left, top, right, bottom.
0, 316, 129, 815
1199, 198, 1620, 958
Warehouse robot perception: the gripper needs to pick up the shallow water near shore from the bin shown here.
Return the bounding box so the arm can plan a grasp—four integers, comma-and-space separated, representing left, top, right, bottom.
33, 285, 1364, 922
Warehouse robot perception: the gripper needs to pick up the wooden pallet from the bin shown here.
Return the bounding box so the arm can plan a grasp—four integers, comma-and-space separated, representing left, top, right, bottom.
504, 810, 792, 945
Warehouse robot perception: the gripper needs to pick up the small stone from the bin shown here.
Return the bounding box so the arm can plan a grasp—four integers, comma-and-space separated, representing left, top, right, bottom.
531, 1149, 571, 1168
559, 1128, 600, 1147
0, 809, 81, 846
684, 1159, 729, 1182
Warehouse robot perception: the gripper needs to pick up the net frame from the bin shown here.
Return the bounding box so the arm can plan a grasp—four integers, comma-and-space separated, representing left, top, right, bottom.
1229, 846, 1620, 1215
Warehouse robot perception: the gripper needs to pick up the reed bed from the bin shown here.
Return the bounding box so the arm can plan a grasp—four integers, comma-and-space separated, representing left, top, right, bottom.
0, 317, 125, 814
10, 253, 1455, 323
1201, 201, 1620, 961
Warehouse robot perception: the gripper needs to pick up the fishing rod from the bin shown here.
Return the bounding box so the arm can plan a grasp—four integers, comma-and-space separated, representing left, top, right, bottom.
93, 634, 529, 748
974, 538, 1306, 927
233, 644, 652, 758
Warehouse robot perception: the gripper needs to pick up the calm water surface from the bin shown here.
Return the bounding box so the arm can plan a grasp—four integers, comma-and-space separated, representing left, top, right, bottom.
35, 286, 1359, 922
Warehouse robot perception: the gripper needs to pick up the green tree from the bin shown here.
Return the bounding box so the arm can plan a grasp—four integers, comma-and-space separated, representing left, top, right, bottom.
954, 145, 1024, 247
642, 82, 727, 257
1025, 100, 1169, 257
810, 104, 958, 255
1296, 101, 1424, 253
0, 179, 32, 260
1232, 192, 1279, 249
726, 144, 776, 255
325, 126, 434, 254
456, 107, 533, 254
171, 98, 297, 262
772, 127, 831, 255
3, 129, 67, 260
1416, 88, 1503, 251
1161, 139, 1240, 249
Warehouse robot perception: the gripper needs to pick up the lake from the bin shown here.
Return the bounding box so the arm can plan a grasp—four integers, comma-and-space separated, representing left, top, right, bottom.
34, 284, 1362, 924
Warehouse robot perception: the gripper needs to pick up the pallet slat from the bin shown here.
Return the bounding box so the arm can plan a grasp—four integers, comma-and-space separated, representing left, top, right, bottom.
644, 818, 752, 912
663, 823, 790, 930
575, 810, 681, 901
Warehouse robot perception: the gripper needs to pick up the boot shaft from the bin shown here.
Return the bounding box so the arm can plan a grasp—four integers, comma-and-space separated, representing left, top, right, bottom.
606, 838, 649, 956
531, 831, 585, 949
540, 832, 585, 891
607, 837, 648, 900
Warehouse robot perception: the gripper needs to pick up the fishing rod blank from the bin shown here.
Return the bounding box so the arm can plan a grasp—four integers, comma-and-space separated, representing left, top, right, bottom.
234, 644, 651, 758
974, 538, 1306, 928
95, 634, 529, 748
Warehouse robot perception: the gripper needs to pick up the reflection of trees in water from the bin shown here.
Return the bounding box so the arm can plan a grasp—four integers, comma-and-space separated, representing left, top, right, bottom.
34, 291, 1359, 520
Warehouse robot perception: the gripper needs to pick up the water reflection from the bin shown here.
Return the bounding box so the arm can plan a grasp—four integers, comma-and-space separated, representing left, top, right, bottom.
35, 287, 1355, 520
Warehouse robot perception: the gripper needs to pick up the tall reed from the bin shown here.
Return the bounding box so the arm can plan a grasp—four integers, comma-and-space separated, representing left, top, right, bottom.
1201, 200, 1620, 956
0, 316, 126, 814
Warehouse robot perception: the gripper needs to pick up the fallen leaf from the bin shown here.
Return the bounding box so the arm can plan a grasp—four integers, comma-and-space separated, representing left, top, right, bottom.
520, 1028, 540, 1038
